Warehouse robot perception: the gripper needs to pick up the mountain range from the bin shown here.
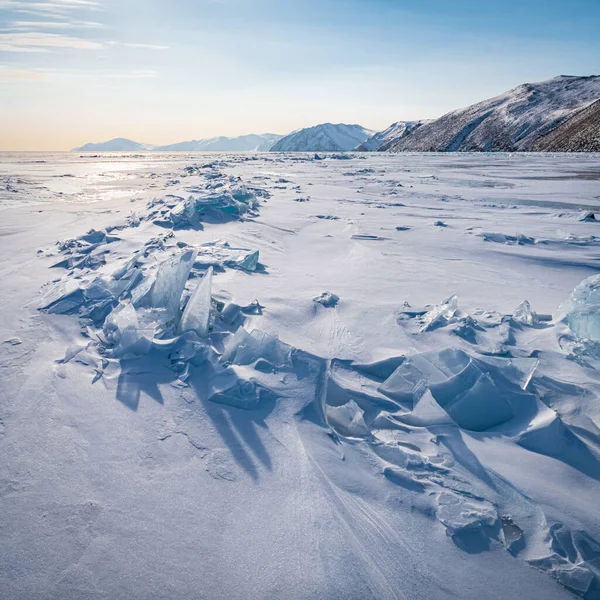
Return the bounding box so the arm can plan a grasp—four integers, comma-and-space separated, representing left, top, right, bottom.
152, 134, 282, 152
383, 75, 600, 152
73, 75, 600, 153
269, 123, 374, 152
73, 133, 283, 153
73, 138, 154, 152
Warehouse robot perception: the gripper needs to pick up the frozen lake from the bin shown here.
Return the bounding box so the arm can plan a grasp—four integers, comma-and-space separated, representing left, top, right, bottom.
1, 151, 599, 600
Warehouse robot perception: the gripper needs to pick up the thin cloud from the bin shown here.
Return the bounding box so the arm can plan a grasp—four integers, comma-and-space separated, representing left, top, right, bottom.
0, 32, 104, 51
0, 66, 159, 83
0, 0, 102, 9
0, 0, 102, 18
105, 69, 159, 78
0, 66, 159, 81
9, 20, 104, 29
0, 68, 45, 79
107, 41, 169, 50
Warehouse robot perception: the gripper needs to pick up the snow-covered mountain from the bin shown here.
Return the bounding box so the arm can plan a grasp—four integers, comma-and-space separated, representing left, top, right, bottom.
357, 120, 430, 151
153, 133, 283, 152
533, 99, 600, 152
270, 123, 374, 152
73, 134, 283, 153
72, 138, 154, 152
387, 75, 600, 152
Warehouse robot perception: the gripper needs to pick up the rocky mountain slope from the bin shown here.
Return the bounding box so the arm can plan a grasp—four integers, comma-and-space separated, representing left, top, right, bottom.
386, 76, 600, 152
270, 123, 374, 152
533, 99, 600, 152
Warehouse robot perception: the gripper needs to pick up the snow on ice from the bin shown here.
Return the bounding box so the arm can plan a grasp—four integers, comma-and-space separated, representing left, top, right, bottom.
1, 152, 600, 600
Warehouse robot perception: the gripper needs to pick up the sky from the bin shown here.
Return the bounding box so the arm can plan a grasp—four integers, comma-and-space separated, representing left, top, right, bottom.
0, 0, 599, 150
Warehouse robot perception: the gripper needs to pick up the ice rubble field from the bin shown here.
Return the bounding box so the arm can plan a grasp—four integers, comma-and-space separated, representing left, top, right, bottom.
1, 152, 600, 600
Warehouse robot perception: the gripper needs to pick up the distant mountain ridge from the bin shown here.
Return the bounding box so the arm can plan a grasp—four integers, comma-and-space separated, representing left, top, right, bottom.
72, 76, 600, 154
72, 133, 283, 152
73, 138, 154, 152
357, 121, 431, 151
153, 133, 283, 152
384, 75, 600, 153
269, 123, 374, 152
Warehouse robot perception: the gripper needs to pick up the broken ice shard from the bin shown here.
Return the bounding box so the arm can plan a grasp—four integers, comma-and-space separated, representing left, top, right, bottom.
38, 278, 83, 313
313, 291, 340, 308
512, 300, 538, 326
435, 492, 498, 537
179, 266, 213, 337
169, 192, 254, 229
420, 295, 458, 332
563, 274, 600, 341
236, 250, 259, 271
378, 348, 529, 432
103, 302, 150, 357
206, 367, 261, 410
150, 250, 197, 320
326, 400, 370, 437
220, 328, 292, 368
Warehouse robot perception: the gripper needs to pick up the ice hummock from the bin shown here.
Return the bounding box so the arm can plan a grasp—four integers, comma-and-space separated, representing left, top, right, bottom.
103, 302, 151, 357
162, 189, 260, 229
326, 400, 371, 438
38, 278, 82, 312
420, 295, 458, 332
149, 249, 197, 320
563, 274, 600, 341
313, 291, 340, 308
512, 300, 539, 326
377, 348, 539, 431
192, 240, 260, 272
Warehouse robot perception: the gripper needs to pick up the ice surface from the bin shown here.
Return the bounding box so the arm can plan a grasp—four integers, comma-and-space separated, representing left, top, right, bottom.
11, 153, 600, 600
563, 274, 600, 341
179, 266, 213, 337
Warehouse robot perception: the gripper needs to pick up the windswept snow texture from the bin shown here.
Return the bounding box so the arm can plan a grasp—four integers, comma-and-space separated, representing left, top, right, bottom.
2, 151, 600, 600
388, 75, 600, 152
357, 120, 430, 151
270, 123, 374, 152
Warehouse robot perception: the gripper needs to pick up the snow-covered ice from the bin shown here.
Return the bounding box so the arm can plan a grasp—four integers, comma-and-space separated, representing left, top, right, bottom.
1, 151, 600, 600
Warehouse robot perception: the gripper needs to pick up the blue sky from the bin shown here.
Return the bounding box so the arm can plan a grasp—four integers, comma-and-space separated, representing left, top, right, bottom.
0, 0, 599, 150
